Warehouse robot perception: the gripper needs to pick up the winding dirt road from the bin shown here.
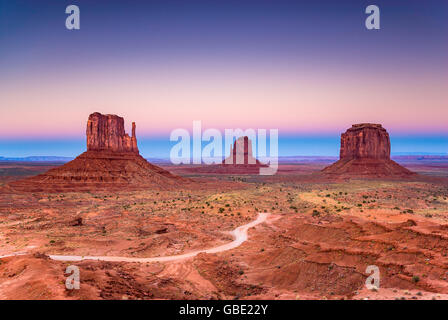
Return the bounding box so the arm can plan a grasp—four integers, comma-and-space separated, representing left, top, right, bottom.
47, 212, 269, 263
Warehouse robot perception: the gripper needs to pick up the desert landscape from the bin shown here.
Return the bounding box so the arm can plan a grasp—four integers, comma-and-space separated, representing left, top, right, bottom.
1, 1, 447, 306
1, 115, 448, 300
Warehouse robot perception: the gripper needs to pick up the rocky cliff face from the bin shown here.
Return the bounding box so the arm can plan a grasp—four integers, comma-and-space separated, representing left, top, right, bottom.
9, 112, 184, 192
322, 123, 414, 177
223, 136, 259, 165
340, 124, 390, 160
87, 113, 138, 153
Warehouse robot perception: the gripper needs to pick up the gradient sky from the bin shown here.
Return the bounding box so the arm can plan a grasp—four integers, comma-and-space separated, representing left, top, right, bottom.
0, 0, 447, 157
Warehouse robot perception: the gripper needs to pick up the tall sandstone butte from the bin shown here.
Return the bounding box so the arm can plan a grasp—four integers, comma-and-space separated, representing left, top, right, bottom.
322, 123, 414, 177
185, 136, 267, 174
222, 136, 261, 166
218, 136, 267, 174
87, 113, 138, 153
339, 123, 390, 160
9, 112, 183, 192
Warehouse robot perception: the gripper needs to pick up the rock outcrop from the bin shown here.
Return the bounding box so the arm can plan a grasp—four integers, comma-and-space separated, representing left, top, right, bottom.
87, 113, 138, 153
216, 136, 268, 174
9, 113, 184, 192
322, 123, 414, 177
179, 136, 268, 175
222, 136, 261, 166
339, 123, 390, 160
218, 136, 268, 174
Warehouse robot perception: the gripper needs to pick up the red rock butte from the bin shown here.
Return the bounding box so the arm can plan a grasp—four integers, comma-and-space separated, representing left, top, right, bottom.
222, 136, 262, 166
87, 112, 139, 153
181, 136, 268, 175
9, 113, 183, 192
322, 123, 415, 177
218, 136, 267, 174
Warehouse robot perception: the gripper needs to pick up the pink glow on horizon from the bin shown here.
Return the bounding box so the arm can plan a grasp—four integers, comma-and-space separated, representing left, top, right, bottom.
1, 64, 447, 139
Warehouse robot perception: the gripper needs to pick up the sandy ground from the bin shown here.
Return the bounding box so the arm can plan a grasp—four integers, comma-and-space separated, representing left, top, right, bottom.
1, 161, 448, 300
46, 212, 269, 262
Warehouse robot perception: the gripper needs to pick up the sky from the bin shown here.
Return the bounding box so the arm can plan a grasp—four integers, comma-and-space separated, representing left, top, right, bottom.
0, 0, 447, 158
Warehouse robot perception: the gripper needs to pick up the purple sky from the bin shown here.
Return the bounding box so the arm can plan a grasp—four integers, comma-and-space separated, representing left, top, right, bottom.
0, 0, 447, 157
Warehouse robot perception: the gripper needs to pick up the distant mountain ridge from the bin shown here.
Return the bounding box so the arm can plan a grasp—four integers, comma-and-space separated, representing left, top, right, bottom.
1, 154, 447, 163
0, 156, 74, 162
